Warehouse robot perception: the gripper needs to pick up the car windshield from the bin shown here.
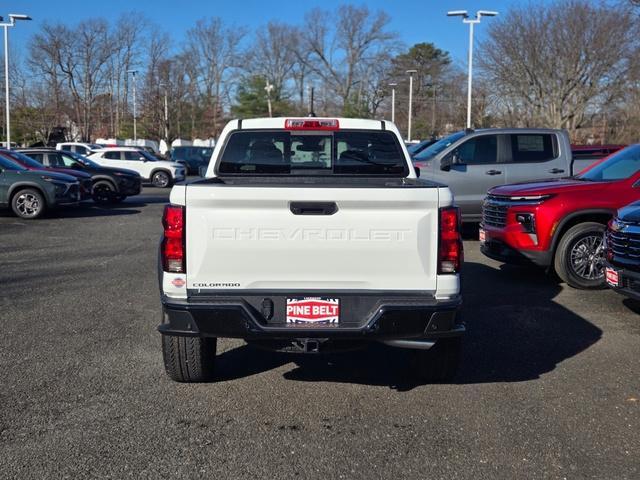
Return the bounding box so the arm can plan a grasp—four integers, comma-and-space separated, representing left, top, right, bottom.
3, 150, 45, 169
577, 144, 640, 182
0, 155, 27, 171
65, 151, 101, 168
407, 140, 430, 154
217, 130, 407, 176
413, 131, 466, 161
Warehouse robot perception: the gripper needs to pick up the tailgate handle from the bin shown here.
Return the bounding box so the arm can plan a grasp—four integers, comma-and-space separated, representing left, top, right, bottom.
290, 201, 338, 216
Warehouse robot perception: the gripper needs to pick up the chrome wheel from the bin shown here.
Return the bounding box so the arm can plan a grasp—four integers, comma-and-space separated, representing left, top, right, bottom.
152, 171, 170, 188
15, 192, 41, 218
570, 234, 605, 281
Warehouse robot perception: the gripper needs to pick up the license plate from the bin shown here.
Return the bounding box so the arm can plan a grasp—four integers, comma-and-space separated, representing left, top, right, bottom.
479, 228, 486, 243
605, 267, 619, 287
286, 297, 340, 325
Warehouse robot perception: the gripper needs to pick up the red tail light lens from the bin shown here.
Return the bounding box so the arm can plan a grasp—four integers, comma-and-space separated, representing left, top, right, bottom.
162, 205, 185, 273
439, 207, 463, 274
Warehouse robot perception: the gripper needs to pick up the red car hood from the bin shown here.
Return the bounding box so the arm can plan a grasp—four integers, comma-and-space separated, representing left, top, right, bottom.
489, 177, 611, 197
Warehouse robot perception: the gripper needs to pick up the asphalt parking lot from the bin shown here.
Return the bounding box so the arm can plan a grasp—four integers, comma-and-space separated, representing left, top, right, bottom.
1, 186, 639, 479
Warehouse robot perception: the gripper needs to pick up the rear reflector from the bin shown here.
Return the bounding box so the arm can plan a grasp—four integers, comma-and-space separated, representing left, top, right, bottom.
438, 207, 463, 274
285, 119, 340, 130
161, 205, 185, 273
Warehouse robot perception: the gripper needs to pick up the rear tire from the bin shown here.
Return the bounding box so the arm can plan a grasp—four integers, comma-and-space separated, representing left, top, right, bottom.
553, 222, 606, 289
410, 337, 462, 382
162, 335, 217, 382
11, 188, 46, 219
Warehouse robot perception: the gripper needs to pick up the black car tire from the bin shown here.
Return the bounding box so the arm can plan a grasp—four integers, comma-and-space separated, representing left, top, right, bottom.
162, 335, 217, 382
151, 171, 172, 188
554, 222, 607, 289
11, 188, 46, 219
410, 337, 461, 383
92, 181, 117, 205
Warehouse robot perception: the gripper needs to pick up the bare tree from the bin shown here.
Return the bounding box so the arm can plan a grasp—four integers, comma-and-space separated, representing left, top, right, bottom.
302, 5, 399, 114
183, 18, 246, 136
480, 0, 637, 133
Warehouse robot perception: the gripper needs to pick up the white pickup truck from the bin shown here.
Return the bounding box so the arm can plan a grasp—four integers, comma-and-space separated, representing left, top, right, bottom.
158, 117, 464, 383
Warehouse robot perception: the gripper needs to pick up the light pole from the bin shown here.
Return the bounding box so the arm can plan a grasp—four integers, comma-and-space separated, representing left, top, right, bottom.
447, 10, 497, 129
128, 69, 138, 141
0, 13, 31, 149
406, 70, 417, 142
388, 82, 398, 123
264, 79, 274, 118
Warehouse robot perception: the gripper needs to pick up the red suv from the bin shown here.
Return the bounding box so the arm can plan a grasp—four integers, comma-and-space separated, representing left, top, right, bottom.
480, 145, 640, 289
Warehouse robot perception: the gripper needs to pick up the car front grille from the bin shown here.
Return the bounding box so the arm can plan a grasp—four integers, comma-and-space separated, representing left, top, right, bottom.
608, 227, 640, 261
482, 195, 509, 228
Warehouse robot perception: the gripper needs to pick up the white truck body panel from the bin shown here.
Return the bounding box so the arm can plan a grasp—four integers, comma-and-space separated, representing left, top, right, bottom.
184, 184, 443, 292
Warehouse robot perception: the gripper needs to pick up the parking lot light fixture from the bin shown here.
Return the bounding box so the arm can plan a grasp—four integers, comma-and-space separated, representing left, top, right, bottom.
406, 70, 417, 142
388, 82, 398, 123
447, 9, 498, 129
0, 13, 31, 150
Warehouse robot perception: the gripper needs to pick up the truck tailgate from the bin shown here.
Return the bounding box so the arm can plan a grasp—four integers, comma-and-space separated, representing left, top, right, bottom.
185, 185, 440, 292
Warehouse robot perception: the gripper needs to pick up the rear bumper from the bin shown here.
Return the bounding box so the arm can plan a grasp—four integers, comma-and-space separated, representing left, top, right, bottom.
605, 263, 640, 301
159, 293, 463, 341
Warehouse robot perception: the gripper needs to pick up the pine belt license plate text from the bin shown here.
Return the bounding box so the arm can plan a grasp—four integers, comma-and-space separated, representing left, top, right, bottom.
286, 297, 340, 326
605, 267, 619, 287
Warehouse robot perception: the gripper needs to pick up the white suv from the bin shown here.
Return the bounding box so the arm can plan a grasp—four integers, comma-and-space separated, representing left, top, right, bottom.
88, 147, 186, 187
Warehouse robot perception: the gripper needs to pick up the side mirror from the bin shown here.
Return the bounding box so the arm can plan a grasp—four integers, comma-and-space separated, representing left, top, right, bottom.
414, 166, 421, 178
199, 165, 208, 177
441, 153, 453, 172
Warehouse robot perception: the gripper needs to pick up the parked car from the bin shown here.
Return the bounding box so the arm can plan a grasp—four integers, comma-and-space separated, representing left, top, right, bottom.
88, 147, 185, 188
158, 117, 464, 383
169, 146, 214, 174
412, 128, 599, 222
407, 138, 437, 157
0, 149, 93, 201
56, 142, 102, 156
604, 201, 640, 301
18, 148, 142, 204
571, 144, 626, 164
480, 144, 640, 289
0, 155, 80, 219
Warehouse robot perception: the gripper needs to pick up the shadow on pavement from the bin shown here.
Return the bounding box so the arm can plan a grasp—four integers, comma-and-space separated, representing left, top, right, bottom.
211, 261, 602, 390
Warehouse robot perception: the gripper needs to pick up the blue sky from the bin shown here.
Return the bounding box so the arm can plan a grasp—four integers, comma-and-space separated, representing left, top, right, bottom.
9, 0, 553, 67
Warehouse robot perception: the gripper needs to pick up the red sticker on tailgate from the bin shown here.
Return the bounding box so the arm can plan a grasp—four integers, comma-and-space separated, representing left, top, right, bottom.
286, 297, 340, 324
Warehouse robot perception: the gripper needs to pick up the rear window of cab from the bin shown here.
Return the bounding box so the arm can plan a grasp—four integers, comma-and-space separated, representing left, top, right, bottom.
216, 129, 408, 176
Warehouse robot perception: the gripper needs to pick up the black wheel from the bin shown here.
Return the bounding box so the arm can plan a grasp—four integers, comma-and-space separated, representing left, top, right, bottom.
11, 188, 46, 219
554, 222, 607, 289
151, 171, 172, 188
92, 182, 117, 204
162, 335, 217, 382
410, 337, 462, 383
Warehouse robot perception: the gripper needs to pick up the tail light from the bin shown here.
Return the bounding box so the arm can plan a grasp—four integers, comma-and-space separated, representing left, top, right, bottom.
438, 207, 463, 274
161, 205, 185, 273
